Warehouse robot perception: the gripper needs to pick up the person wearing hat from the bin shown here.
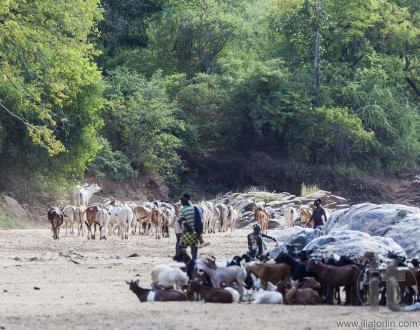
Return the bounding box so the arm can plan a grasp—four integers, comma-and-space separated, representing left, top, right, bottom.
306, 198, 327, 230
247, 223, 279, 259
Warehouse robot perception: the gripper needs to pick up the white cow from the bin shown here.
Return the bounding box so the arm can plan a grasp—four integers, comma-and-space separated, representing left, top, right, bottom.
217, 203, 229, 232
206, 202, 221, 234
62, 205, 76, 235
73, 183, 102, 206
96, 209, 110, 240
108, 205, 133, 239
200, 201, 212, 234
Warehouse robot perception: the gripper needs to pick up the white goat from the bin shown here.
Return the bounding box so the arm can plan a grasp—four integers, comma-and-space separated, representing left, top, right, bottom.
224, 287, 240, 303
245, 289, 283, 304
250, 273, 278, 291
284, 206, 297, 228
151, 264, 189, 290
226, 205, 239, 232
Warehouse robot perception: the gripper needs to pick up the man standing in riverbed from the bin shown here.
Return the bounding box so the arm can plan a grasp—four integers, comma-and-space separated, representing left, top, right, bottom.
177, 193, 199, 259
306, 198, 327, 230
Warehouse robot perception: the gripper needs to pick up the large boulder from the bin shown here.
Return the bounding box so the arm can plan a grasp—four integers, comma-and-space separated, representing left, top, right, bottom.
303, 230, 407, 258
325, 203, 420, 257
267, 227, 324, 257
1, 194, 29, 221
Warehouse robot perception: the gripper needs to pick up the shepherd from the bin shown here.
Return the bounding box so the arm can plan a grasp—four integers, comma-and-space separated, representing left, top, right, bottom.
306, 198, 327, 230
173, 193, 207, 260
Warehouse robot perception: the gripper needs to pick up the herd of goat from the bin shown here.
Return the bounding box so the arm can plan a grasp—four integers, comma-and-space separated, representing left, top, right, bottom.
128, 248, 420, 306
45, 184, 420, 307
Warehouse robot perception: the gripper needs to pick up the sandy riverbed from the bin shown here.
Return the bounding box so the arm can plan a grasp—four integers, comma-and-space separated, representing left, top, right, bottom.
0, 228, 418, 330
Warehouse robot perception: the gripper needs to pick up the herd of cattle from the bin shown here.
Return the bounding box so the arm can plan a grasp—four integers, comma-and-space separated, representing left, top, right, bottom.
46, 183, 247, 240
127, 247, 420, 306
47, 184, 317, 240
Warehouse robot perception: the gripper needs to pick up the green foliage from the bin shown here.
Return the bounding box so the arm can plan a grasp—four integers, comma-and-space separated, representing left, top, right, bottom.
306, 106, 375, 166
0, 0, 103, 154
102, 68, 185, 181
0, 206, 20, 229
88, 137, 137, 183
145, 0, 248, 76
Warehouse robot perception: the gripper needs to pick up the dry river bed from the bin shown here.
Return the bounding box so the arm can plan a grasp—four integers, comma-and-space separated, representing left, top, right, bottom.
0, 228, 419, 330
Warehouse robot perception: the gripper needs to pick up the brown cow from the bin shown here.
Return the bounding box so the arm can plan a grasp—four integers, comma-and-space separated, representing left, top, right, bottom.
48, 207, 64, 239
83, 206, 100, 239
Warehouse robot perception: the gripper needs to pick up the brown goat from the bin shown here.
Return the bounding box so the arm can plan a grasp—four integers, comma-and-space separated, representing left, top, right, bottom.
254, 205, 270, 234
187, 280, 233, 303
299, 207, 313, 227
83, 206, 100, 239
246, 262, 291, 290
306, 259, 361, 305
398, 267, 420, 304
48, 207, 64, 239
284, 280, 321, 305
301, 277, 321, 291
127, 280, 187, 302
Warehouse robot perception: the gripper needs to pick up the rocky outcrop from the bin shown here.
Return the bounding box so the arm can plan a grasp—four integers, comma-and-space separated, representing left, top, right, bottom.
324, 203, 420, 257
303, 230, 407, 258
1, 194, 29, 221
267, 227, 324, 257
212, 190, 350, 229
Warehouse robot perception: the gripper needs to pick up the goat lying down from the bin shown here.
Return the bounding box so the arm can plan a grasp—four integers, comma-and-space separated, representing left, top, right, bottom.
151, 264, 189, 290
187, 281, 234, 303
127, 280, 187, 302
242, 289, 283, 304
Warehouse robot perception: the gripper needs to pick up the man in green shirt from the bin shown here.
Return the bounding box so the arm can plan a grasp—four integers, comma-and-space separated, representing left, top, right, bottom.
177, 193, 199, 259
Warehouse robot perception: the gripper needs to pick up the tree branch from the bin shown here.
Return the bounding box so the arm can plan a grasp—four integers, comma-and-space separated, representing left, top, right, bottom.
405, 77, 420, 97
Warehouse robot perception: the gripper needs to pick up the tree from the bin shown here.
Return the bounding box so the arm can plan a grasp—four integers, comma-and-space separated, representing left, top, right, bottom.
0, 0, 103, 155
145, 0, 246, 77
102, 68, 185, 180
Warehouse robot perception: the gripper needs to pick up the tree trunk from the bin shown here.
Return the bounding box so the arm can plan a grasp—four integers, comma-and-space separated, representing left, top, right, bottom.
313, 0, 322, 109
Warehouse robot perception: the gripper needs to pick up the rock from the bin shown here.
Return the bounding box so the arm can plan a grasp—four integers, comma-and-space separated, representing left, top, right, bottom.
328, 195, 348, 204
267, 220, 281, 229
1, 194, 29, 221
325, 203, 420, 257
411, 180, 420, 188
267, 227, 324, 257
304, 230, 407, 258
